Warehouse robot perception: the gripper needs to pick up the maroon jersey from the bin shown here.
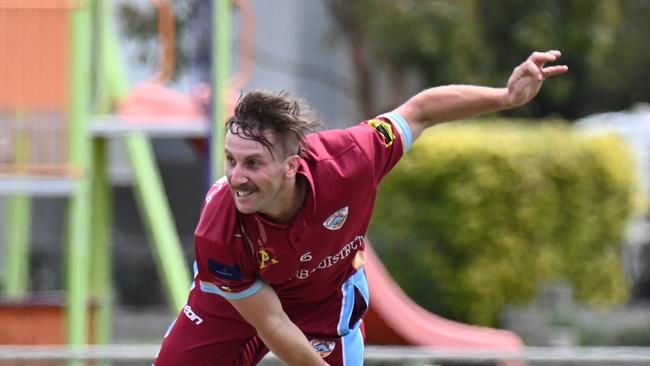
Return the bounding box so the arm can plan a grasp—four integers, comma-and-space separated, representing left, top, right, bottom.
193, 114, 409, 336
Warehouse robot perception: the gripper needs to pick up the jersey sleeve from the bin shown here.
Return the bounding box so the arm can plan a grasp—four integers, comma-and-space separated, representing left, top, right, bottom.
193, 180, 264, 300
347, 111, 414, 184
195, 235, 264, 300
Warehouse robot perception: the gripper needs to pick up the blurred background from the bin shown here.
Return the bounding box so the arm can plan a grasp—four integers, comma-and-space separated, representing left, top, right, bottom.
1, 0, 650, 364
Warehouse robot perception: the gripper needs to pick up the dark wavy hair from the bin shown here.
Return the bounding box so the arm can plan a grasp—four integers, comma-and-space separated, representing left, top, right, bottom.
225, 90, 323, 159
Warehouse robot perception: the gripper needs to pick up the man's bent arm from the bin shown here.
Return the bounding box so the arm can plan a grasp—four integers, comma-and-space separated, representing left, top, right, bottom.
229, 283, 328, 366
393, 50, 568, 142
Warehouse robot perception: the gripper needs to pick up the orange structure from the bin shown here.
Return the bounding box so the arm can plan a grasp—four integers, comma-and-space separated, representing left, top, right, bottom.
0, 0, 76, 177
364, 241, 524, 352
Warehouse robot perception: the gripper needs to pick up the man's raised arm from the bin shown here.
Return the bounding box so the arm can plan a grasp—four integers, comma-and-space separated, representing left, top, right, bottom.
393, 50, 569, 142
229, 284, 329, 366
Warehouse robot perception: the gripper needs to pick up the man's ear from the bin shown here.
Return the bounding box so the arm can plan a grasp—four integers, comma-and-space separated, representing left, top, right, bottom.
285, 155, 301, 178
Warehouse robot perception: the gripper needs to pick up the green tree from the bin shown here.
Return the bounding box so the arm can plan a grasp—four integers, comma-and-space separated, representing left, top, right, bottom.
117, 1, 201, 80
328, 0, 648, 119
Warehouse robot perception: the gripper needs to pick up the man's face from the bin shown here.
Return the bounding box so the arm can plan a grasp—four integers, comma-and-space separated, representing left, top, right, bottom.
224, 129, 290, 215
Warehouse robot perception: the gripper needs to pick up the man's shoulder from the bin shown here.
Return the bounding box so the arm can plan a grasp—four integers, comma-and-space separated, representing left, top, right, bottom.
195, 177, 239, 243
305, 127, 360, 160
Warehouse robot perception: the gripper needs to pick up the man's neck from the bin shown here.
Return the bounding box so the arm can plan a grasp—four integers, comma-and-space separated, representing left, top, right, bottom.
259, 175, 307, 225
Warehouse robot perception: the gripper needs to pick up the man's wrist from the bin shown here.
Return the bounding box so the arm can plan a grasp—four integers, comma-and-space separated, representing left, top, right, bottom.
497, 87, 512, 110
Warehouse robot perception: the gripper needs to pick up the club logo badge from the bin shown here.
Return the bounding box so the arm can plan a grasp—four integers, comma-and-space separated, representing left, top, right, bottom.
310, 339, 336, 358
323, 206, 349, 231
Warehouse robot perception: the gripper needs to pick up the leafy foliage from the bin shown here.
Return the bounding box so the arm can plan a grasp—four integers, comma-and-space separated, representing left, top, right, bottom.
117, 1, 203, 80
370, 121, 636, 325
329, 0, 649, 119
118, 1, 650, 118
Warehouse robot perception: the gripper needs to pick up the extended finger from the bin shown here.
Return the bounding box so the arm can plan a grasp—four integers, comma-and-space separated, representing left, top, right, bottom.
529, 50, 561, 67
522, 60, 544, 81
542, 64, 569, 78
546, 50, 562, 58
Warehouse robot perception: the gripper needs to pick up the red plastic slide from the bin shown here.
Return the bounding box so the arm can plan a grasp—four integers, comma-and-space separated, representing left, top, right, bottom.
364, 241, 523, 351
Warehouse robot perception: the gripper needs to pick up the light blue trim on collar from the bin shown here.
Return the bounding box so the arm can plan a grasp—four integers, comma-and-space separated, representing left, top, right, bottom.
199, 279, 265, 300
379, 112, 413, 151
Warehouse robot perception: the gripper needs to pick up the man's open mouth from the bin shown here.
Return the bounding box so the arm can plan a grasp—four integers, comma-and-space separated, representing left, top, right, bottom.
235, 188, 255, 197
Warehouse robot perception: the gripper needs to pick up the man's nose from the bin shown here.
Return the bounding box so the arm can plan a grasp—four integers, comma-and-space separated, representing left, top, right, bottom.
228, 165, 248, 186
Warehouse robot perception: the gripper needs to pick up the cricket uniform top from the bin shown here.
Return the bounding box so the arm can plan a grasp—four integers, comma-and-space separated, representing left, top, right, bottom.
193, 112, 411, 337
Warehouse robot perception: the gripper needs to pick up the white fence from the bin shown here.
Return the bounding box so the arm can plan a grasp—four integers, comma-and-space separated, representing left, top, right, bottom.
1, 345, 650, 365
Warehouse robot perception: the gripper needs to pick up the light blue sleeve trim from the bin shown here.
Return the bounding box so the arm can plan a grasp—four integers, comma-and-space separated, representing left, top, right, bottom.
379, 112, 413, 151
199, 279, 265, 300
189, 261, 199, 291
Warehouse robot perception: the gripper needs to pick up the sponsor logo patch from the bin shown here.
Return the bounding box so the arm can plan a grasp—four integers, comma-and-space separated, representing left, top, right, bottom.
323, 206, 349, 231
368, 119, 395, 147
208, 259, 242, 281
183, 305, 203, 325
310, 339, 336, 358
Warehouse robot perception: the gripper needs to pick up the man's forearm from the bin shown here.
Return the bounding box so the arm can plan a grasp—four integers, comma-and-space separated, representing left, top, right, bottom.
402, 85, 509, 129
230, 284, 327, 365
256, 316, 328, 366
395, 51, 567, 142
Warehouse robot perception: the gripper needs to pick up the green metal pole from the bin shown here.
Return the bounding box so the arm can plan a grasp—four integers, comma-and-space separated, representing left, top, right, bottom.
4, 195, 31, 298
89, 0, 118, 354
125, 136, 190, 311
101, 0, 129, 100
4, 112, 32, 298
212, 0, 231, 181
66, 0, 92, 361
98, 0, 189, 314
90, 138, 111, 350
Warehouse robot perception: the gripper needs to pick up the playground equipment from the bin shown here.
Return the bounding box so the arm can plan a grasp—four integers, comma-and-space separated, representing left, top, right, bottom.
0, 0, 252, 356
0, 2, 93, 356
0, 0, 83, 193
364, 242, 523, 350
1, 0, 522, 360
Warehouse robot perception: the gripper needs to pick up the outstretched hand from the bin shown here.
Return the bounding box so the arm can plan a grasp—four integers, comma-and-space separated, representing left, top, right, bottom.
505, 50, 568, 108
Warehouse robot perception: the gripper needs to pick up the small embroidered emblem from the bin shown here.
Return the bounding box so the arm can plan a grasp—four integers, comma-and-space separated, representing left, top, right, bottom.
323, 206, 349, 231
